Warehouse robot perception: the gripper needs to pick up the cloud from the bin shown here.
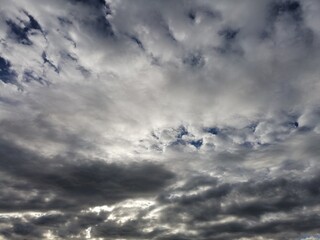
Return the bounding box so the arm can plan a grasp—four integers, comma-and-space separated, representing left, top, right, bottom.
0, 0, 320, 239
0, 56, 17, 85
153, 171, 320, 239
0, 139, 174, 212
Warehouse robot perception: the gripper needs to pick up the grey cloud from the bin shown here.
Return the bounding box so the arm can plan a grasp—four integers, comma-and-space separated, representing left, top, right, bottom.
197, 214, 320, 240
270, 0, 303, 22
0, 139, 175, 212
1, 0, 320, 239
92, 220, 145, 239
0, 211, 107, 239
154, 172, 320, 239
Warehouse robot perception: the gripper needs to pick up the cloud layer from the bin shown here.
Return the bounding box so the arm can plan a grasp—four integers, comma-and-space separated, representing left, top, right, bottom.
0, 0, 320, 239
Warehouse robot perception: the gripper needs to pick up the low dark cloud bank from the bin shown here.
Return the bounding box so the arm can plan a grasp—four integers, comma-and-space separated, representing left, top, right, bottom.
0, 139, 174, 212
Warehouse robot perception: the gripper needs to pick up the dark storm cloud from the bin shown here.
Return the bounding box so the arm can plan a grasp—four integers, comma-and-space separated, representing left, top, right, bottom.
0, 139, 175, 212
1, 210, 165, 239
92, 220, 145, 239
154, 172, 320, 239
197, 214, 320, 240
0, 211, 109, 239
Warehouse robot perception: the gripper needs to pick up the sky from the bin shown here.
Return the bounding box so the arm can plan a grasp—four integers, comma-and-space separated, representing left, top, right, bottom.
0, 0, 320, 239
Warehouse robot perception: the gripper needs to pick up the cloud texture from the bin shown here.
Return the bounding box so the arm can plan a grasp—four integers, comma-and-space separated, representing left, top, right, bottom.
0, 0, 320, 239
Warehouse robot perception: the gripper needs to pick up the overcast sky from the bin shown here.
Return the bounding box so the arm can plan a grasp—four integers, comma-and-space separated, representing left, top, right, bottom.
0, 0, 320, 239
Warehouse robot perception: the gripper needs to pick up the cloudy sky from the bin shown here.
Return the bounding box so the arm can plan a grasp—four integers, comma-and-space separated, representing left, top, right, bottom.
0, 0, 320, 239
